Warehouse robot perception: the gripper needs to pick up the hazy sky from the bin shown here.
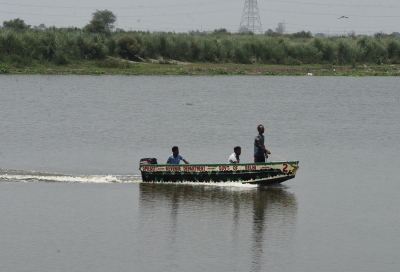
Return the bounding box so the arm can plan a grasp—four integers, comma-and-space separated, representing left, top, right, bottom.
1, 0, 400, 35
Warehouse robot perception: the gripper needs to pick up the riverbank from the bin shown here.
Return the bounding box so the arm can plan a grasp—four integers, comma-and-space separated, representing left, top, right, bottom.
1, 60, 400, 76
0, 57, 400, 76
2, 28, 400, 75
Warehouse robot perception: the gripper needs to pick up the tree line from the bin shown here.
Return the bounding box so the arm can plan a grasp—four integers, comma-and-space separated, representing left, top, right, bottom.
1, 10, 400, 67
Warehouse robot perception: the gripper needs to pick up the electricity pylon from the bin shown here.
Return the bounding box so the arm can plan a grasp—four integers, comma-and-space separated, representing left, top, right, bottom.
239, 0, 263, 34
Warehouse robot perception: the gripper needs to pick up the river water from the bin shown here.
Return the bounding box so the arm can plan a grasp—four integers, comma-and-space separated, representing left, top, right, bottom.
0, 75, 399, 271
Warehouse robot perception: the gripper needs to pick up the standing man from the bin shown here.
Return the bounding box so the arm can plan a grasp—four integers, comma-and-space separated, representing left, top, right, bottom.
228, 146, 241, 164
167, 146, 189, 164
254, 124, 271, 163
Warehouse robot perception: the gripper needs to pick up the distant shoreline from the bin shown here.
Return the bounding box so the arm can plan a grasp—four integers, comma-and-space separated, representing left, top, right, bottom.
2, 28, 400, 76
1, 61, 399, 76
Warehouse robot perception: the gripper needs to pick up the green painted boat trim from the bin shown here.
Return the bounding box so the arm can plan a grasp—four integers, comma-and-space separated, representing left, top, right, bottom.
140, 161, 299, 185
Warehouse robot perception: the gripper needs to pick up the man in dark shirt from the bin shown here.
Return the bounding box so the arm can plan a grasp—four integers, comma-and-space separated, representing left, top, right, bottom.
254, 124, 271, 163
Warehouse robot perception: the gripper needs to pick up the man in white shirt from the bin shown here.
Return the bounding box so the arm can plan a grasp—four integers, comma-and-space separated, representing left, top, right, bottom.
228, 146, 241, 164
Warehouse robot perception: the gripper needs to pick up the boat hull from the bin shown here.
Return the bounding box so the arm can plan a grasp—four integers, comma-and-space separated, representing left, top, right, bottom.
139, 161, 299, 185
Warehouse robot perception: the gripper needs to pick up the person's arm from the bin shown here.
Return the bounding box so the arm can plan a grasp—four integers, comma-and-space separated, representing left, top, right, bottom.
256, 139, 271, 155
232, 155, 238, 163
183, 159, 189, 164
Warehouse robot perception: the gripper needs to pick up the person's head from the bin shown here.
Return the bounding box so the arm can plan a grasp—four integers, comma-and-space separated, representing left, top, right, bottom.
257, 124, 264, 134
172, 146, 179, 155
234, 146, 241, 156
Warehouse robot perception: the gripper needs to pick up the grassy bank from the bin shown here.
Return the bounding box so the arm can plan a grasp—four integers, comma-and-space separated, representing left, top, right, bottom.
1, 60, 399, 76
1, 28, 400, 75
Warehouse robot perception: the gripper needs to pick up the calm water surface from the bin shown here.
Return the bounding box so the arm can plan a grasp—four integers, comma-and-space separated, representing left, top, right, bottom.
0, 75, 399, 271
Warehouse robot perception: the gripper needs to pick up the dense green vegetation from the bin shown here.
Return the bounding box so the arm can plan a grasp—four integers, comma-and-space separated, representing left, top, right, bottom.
0, 27, 400, 75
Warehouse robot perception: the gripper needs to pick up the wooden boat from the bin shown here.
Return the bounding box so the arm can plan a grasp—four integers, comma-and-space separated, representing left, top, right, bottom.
139, 160, 299, 185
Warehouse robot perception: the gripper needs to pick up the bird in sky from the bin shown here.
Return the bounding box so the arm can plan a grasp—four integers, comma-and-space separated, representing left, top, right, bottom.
338, 16, 348, 19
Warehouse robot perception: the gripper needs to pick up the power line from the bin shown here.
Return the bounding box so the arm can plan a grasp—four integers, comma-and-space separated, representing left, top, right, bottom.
0, 0, 242, 10
259, 8, 400, 18
1, 0, 399, 33
285, 23, 400, 30
119, 8, 239, 18
1, 0, 399, 10
0, 8, 239, 19
0, 11, 90, 18
265, 0, 400, 9
2, 1, 400, 20
117, 17, 398, 33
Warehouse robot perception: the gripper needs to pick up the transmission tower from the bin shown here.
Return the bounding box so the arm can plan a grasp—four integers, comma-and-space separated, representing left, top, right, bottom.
239, 0, 263, 34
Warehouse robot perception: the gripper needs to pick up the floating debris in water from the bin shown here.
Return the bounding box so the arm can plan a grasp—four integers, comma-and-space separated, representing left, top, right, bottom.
185, 103, 194, 106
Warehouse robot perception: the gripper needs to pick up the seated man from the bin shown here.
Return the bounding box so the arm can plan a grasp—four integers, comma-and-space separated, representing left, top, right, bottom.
228, 146, 241, 164
167, 146, 189, 164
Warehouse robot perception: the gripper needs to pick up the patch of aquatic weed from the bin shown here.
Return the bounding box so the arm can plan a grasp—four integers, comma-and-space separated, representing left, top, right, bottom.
0, 66, 10, 74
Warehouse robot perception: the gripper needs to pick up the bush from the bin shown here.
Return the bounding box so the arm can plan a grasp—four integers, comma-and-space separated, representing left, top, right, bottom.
141, 35, 160, 59
39, 31, 57, 61
105, 38, 117, 55
290, 31, 312, 39
115, 35, 140, 60
234, 45, 251, 64
0, 31, 24, 55
76, 34, 108, 60
10, 54, 31, 68
0, 67, 10, 74
84, 19, 110, 35
336, 40, 356, 65
284, 57, 301, 65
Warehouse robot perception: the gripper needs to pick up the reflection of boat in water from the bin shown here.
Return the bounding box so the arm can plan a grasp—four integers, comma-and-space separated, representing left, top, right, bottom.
139, 183, 297, 208
139, 183, 298, 268
139, 161, 299, 185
